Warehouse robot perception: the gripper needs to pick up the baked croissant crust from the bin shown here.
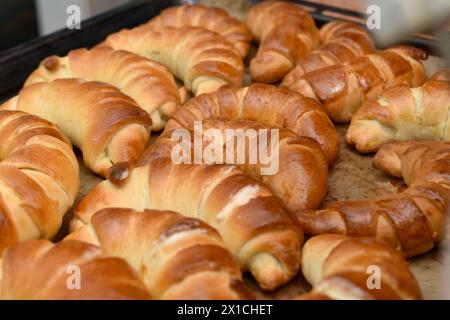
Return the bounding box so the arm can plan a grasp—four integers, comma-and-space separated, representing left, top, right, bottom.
283, 21, 375, 85
140, 119, 328, 211
25, 47, 184, 131
295, 141, 450, 258
0, 240, 151, 300
66, 208, 254, 299
144, 4, 252, 58
295, 235, 422, 300
99, 25, 244, 95
158, 84, 339, 164
72, 158, 303, 291
0, 79, 152, 182
346, 79, 450, 153
282, 46, 428, 122
0, 111, 79, 254
246, 1, 320, 83
431, 68, 450, 81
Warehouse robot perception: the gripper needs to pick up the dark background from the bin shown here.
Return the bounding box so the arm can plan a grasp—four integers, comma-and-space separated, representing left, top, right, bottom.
0, 0, 39, 52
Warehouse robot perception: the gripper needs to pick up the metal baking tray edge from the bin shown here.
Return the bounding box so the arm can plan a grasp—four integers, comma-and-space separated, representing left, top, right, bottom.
0, 0, 181, 101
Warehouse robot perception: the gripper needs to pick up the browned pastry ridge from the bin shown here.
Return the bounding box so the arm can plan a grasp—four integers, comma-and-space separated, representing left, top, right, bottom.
346, 79, 450, 153
153, 84, 339, 165
282, 46, 428, 122
144, 4, 253, 58
246, 1, 320, 83
295, 141, 450, 258
0, 111, 79, 255
72, 158, 303, 291
431, 68, 450, 81
66, 208, 254, 300
0, 240, 151, 300
0, 79, 152, 182
140, 119, 328, 212
98, 25, 244, 96
283, 20, 376, 84
295, 235, 422, 300
25, 47, 185, 131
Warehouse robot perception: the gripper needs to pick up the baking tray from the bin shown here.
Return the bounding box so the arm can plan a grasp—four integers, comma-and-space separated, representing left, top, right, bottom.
0, 0, 182, 101
0, 0, 448, 300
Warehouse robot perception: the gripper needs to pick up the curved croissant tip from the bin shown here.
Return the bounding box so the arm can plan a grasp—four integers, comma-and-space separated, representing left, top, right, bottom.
393, 45, 429, 60
106, 162, 131, 185
42, 56, 60, 71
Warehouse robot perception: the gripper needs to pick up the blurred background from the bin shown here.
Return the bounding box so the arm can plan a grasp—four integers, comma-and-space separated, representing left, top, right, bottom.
1, 0, 449, 53
0, 0, 132, 51
0, 0, 38, 51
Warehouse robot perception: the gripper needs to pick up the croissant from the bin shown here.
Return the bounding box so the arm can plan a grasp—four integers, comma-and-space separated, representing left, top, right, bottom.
295, 235, 422, 300
66, 208, 254, 299
431, 68, 450, 81
0, 79, 152, 182
283, 21, 375, 85
295, 141, 450, 258
346, 80, 450, 153
144, 4, 252, 58
282, 46, 428, 122
99, 25, 243, 95
246, 1, 320, 83
0, 111, 79, 254
140, 119, 328, 211
72, 158, 303, 291
0, 240, 151, 299
25, 47, 184, 131
158, 84, 339, 164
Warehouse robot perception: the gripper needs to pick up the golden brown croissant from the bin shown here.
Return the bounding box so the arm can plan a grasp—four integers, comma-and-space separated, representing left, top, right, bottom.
0, 240, 151, 300
0, 111, 79, 254
0, 79, 152, 182
283, 21, 375, 85
346, 80, 450, 153
431, 68, 450, 81
158, 84, 339, 164
140, 119, 328, 211
25, 47, 184, 131
66, 208, 254, 299
72, 158, 303, 291
295, 141, 450, 258
144, 4, 252, 58
246, 1, 320, 83
295, 235, 422, 300
282, 46, 428, 122
99, 25, 243, 95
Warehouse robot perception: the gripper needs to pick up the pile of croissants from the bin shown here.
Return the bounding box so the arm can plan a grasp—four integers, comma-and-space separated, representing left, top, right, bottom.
0, 1, 449, 300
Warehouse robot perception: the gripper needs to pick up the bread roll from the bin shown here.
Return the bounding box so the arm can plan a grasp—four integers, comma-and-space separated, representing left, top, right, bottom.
72, 158, 303, 291
346, 80, 450, 153
295, 235, 422, 300
145, 4, 252, 58
99, 25, 244, 95
295, 141, 450, 258
0, 240, 151, 300
0, 79, 152, 182
66, 208, 254, 299
246, 1, 320, 83
25, 47, 184, 131
0, 111, 79, 254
